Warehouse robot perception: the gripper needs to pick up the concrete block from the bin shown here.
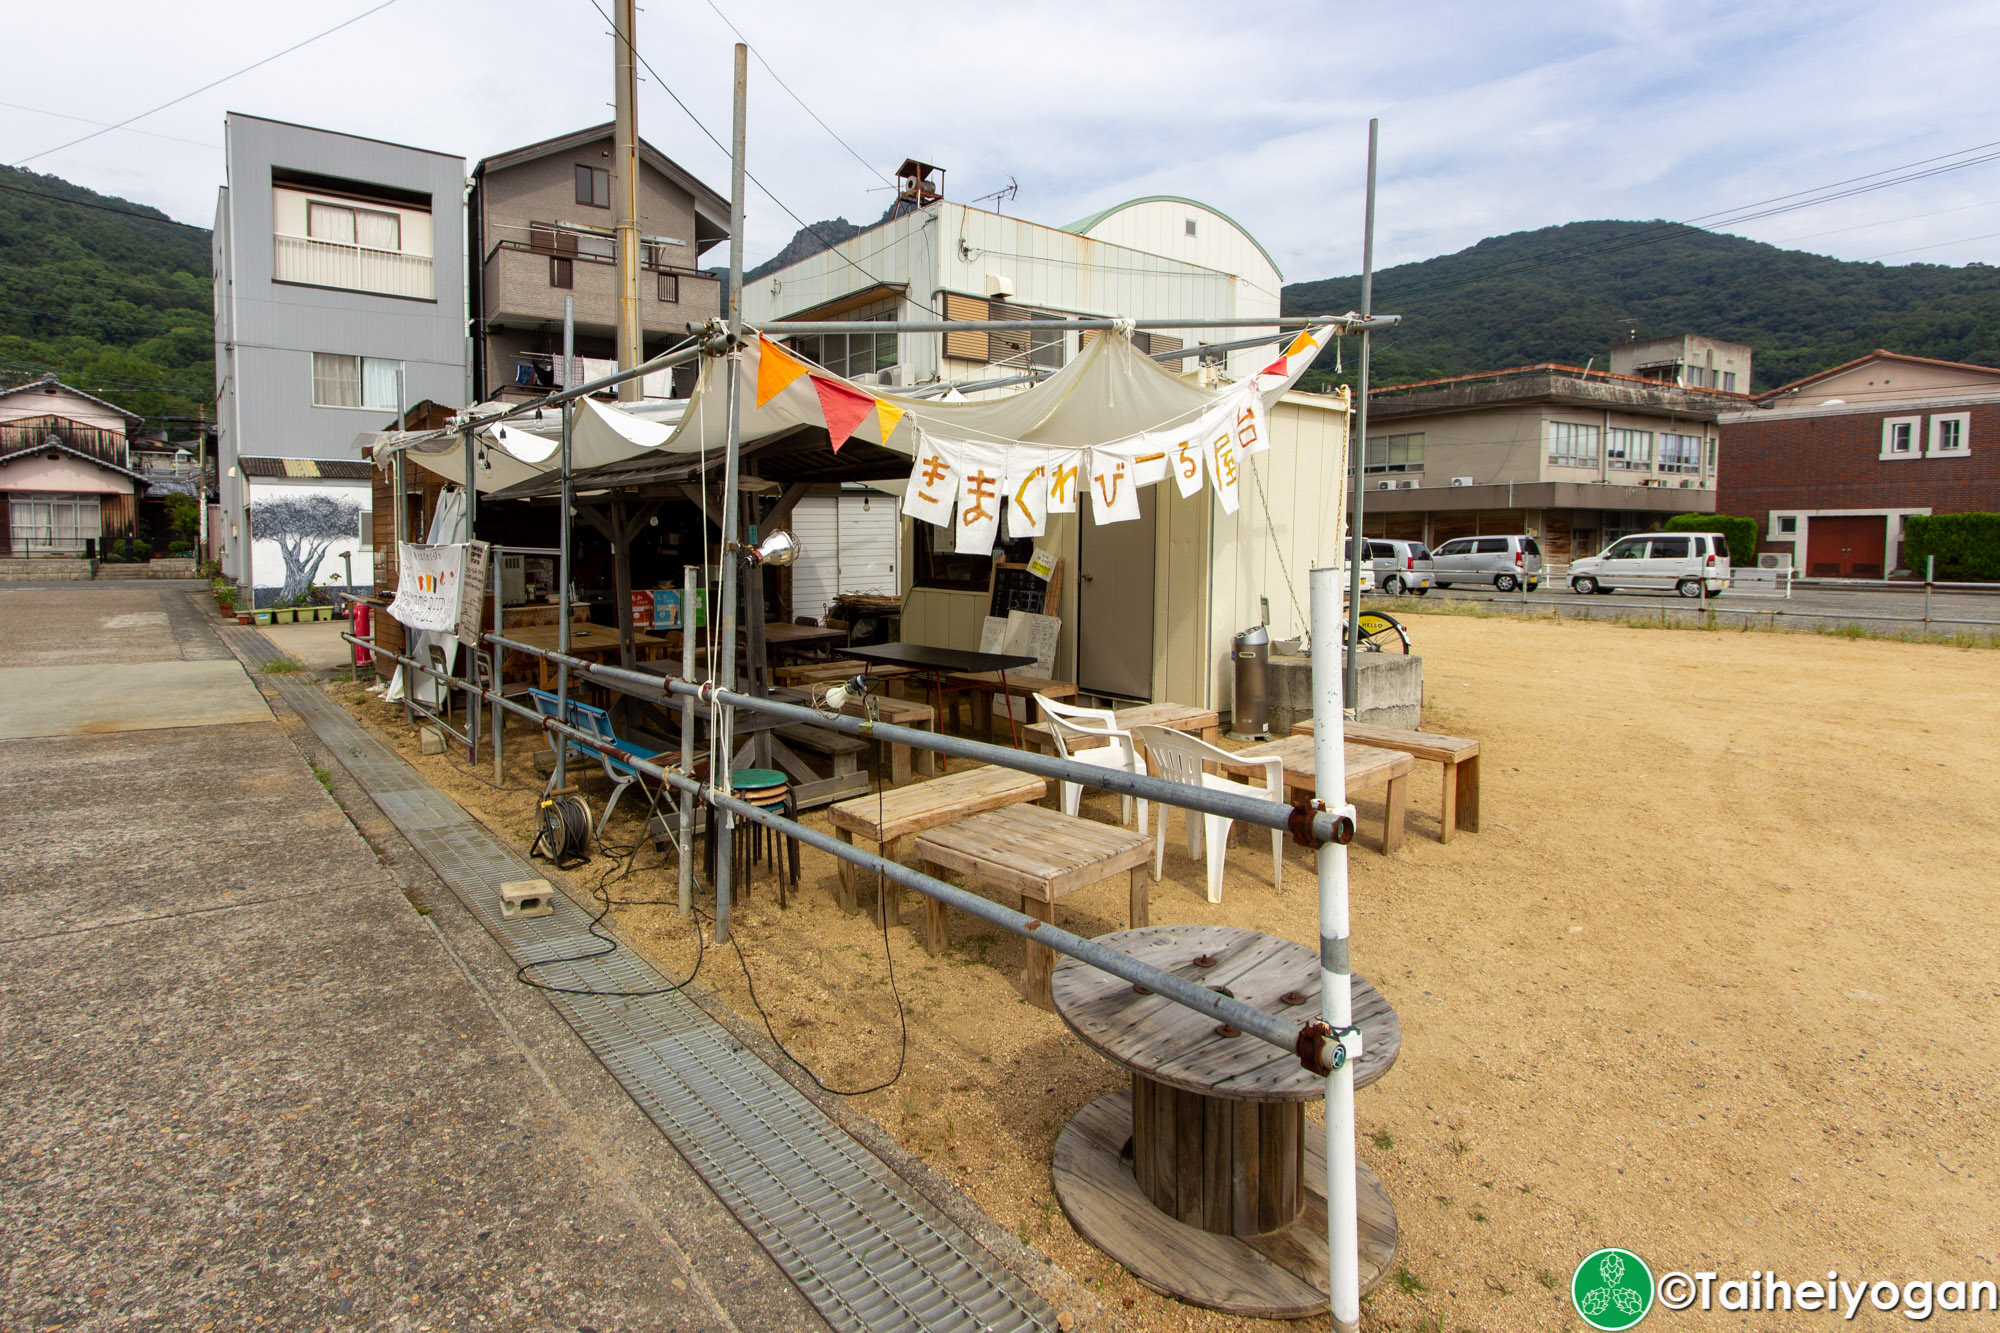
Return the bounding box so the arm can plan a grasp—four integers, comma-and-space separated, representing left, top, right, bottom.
500, 879, 554, 919
1266, 652, 1423, 732
419, 727, 445, 755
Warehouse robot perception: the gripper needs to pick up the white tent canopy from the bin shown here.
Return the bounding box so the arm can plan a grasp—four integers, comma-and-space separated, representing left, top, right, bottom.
367, 324, 1335, 505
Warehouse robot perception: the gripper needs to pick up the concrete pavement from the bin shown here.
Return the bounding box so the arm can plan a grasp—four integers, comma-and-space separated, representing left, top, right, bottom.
0, 583, 819, 1331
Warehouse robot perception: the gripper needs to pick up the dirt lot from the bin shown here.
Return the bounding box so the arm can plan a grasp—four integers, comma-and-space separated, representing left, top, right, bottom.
331, 613, 1998, 1331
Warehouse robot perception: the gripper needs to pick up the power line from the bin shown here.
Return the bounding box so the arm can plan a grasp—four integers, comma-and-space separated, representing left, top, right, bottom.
1773, 197, 2000, 245
0, 177, 207, 230
12, 0, 401, 167
585, 0, 939, 314
0, 101, 219, 151
1857, 229, 2000, 262
699, 0, 892, 188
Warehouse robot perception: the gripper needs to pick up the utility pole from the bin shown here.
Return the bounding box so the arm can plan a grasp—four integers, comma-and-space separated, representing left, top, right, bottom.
612, 0, 643, 402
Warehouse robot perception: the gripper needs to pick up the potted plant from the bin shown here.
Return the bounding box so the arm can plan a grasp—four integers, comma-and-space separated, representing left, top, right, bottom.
214, 585, 238, 617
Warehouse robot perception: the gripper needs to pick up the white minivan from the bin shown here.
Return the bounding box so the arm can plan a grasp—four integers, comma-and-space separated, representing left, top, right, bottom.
1568, 532, 1732, 598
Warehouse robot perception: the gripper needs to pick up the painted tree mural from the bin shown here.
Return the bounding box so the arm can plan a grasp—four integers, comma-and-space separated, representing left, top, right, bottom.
251, 493, 360, 602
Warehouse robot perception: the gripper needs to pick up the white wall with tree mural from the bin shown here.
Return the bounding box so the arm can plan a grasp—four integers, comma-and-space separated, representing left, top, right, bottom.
247, 479, 371, 604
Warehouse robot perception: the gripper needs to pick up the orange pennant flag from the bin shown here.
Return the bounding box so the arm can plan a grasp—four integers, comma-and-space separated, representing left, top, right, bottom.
811, 375, 878, 453
755, 335, 811, 407
874, 397, 905, 444
1283, 327, 1317, 359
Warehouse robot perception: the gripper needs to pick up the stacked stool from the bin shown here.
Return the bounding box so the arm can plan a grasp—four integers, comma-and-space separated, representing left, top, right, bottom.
704, 768, 799, 906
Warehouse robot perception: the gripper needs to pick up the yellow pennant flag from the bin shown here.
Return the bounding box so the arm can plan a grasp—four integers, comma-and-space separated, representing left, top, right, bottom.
1283, 327, 1317, 359
874, 397, 905, 444
755, 335, 811, 407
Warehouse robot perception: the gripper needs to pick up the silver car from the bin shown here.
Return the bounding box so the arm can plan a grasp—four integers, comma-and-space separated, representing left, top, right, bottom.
1367, 539, 1434, 596
1430, 534, 1544, 592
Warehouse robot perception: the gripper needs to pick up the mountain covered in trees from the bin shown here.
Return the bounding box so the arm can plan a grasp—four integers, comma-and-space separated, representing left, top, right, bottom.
0, 166, 212, 428
1281, 220, 2000, 393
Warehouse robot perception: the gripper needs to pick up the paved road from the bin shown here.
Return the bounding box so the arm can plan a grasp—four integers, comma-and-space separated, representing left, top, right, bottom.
1397, 576, 2000, 636
0, 583, 818, 1331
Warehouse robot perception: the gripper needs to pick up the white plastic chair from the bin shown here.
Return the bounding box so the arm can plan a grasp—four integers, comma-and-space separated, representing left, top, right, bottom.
1036, 695, 1148, 836
1132, 725, 1283, 903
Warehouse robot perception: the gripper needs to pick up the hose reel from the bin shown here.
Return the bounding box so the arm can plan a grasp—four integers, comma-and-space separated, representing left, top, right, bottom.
536, 793, 593, 866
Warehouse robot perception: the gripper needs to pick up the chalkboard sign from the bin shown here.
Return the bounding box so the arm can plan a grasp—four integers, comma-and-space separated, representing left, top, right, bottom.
988, 563, 1046, 617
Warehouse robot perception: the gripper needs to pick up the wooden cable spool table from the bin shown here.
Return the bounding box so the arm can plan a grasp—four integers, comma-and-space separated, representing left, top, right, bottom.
1050, 924, 1401, 1318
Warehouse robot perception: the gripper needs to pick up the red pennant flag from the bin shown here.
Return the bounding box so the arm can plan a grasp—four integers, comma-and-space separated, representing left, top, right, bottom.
811, 375, 879, 452
1259, 355, 1290, 379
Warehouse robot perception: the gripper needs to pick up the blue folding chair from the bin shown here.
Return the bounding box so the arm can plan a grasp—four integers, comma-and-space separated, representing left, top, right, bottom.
566, 699, 665, 840
528, 688, 591, 770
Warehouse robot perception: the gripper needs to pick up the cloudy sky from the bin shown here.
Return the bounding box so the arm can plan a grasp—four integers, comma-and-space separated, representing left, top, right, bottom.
8, 0, 2000, 282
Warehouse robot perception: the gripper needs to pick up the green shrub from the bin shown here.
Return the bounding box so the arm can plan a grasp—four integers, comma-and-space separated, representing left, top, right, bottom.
1665, 511, 1758, 565
167, 541, 192, 558
1902, 513, 2000, 581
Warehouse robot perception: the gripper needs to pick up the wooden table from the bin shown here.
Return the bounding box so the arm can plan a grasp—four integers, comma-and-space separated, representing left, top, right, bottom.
827, 764, 1045, 920
503, 622, 672, 690
1022, 701, 1221, 756
848, 642, 1039, 747
1292, 719, 1481, 842
1229, 736, 1414, 854
913, 803, 1153, 1008
1049, 924, 1401, 1317
761, 620, 849, 660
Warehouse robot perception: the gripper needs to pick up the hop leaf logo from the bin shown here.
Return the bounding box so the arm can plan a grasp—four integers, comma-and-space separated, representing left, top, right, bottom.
1571, 1248, 1653, 1330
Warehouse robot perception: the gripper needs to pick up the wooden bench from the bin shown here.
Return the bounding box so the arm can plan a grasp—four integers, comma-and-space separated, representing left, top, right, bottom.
770, 722, 872, 809
1291, 719, 1480, 841
913, 803, 1153, 1009
827, 764, 1045, 920
1227, 737, 1415, 854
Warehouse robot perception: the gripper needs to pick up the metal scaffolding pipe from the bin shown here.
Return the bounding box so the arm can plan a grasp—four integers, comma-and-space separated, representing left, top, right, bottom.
482, 633, 1347, 841
757, 314, 1401, 336
345, 630, 1315, 1060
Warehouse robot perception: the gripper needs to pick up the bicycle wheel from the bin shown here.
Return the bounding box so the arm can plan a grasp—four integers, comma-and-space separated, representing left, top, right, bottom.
1354, 610, 1410, 653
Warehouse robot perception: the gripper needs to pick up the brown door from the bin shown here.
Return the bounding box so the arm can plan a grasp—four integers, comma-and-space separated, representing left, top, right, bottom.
1077, 485, 1157, 699
1806, 515, 1885, 577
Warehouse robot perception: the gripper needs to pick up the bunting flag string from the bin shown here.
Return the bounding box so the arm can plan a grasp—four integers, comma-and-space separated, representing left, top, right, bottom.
811, 375, 880, 452
755, 335, 811, 407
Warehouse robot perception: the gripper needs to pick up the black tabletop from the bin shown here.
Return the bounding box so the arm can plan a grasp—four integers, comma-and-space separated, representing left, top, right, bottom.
847, 642, 1037, 674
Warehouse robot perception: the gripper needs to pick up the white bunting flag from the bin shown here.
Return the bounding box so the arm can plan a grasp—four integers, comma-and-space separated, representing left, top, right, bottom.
1005, 458, 1048, 538
1088, 449, 1143, 525
1232, 382, 1270, 456
955, 461, 1005, 555
902, 439, 958, 527
1170, 431, 1206, 498
1206, 419, 1242, 516
1131, 449, 1170, 487
1045, 450, 1084, 515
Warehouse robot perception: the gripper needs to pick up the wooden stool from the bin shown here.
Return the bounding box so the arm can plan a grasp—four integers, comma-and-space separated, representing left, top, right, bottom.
705, 768, 798, 906
912, 803, 1152, 1008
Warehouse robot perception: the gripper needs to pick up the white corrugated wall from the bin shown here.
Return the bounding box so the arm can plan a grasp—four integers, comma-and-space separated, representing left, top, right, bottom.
788, 491, 901, 621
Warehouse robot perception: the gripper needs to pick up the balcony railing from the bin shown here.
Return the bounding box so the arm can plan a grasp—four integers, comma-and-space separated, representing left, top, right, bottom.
274, 233, 435, 300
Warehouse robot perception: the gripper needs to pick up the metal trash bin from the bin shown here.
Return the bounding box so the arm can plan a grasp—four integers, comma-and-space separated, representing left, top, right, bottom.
1227, 624, 1271, 740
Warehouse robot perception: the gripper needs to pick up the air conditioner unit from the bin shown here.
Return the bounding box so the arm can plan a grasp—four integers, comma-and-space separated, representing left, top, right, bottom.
1757, 552, 1793, 570
1377, 480, 1395, 490
1397, 479, 1420, 489
1450, 476, 1475, 487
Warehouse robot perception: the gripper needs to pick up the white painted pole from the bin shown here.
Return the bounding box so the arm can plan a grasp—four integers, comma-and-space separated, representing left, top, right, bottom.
679, 561, 699, 917
712, 42, 749, 945
1311, 562, 1361, 1333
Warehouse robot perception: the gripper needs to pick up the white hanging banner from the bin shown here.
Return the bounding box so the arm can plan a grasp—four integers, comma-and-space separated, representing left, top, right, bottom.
1232, 382, 1270, 457
902, 438, 958, 527
955, 457, 1006, 555
388, 541, 467, 632
1169, 429, 1207, 498
1206, 416, 1243, 516
1045, 450, 1084, 515
1006, 458, 1048, 539
1087, 450, 1143, 525
1131, 448, 1170, 487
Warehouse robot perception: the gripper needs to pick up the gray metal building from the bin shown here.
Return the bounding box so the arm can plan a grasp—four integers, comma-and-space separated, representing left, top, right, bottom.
212, 112, 467, 585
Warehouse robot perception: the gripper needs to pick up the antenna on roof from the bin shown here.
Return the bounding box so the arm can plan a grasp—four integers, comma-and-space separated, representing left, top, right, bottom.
969, 176, 1019, 214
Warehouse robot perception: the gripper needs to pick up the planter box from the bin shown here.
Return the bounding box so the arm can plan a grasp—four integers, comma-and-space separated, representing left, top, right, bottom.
273, 608, 296, 624
253, 611, 275, 626
306, 606, 333, 622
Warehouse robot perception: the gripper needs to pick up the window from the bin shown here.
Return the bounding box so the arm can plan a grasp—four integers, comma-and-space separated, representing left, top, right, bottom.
1474, 538, 1508, 554
1720, 371, 1737, 393
1659, 432, 1703, 474
1547, 420, 1600, 468
943, 295, 1066, 370
657, 272, 679, 303
1649, 536, 1691, 559
791, 305, 898, 379
1364, 432, 1426, 474
1929, 412, 1970, 456
549, 256, 573, 289
312, 353, 400, 409
1607, 428, 1653, 470
1605, 538, 1647, 560
575, 165, 610, 208
1777, 516, 1798, 534
1185, 218, 1198, 236
8, 493, 100, 553
1882, 415, 1921, 460
1684, 366, 1707, 388
1434, 539, 1471, 556
306, 201, 400, 251
911, 509, 1033, 590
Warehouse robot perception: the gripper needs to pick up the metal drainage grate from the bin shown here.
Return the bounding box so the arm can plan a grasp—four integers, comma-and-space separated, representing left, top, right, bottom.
231, 635, 1052, 1333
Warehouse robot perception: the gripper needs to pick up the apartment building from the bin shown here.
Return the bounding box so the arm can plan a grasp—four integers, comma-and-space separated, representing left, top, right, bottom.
469, 125, 729, 402
1360, 362, 1739, 563
1609, 333, 1753, 394
212, 112, 467, 592
1718, 349, 2000, 576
